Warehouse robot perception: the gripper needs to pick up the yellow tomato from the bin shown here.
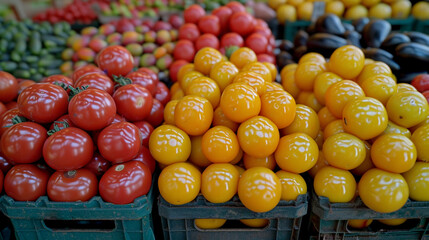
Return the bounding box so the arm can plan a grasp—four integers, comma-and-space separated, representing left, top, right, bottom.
149, 125, 191, 165
237, 116, 280, 158
326, 0, 345, 17
295, 61, 325, 91
281, 68, 301, 99
360, 74, 397, 105
201, 163, 240, 203
325, 80, 366, 118
174, 95, 213, 136
275, 133, 319, 173
348, 219, 373, 229
277, 4, 297, 23
392, 0, 411, 19
265, 81, 285, 92
212, 106, 239, 132
356, 61, 392, 85
189, 135, 212, 168
194, 47, 223, 75
297, 2, 314, 20
233, 71, 267, 96
323, 119, 345, 140
318, 106, 338, 130
185, 77, 221, 108
329, 45, 365, 80
220, 83, 261, 123
344, 4, 368, 19
242, 62, 273, 83
323, 133, 366, 170
402, 162, 429, 201
314, 72, 343, 105
163, 100, 179, 125
377, 120, 411, 139
378, 219, 407, 226
180, 71, 204, 90
243, 154, 276, 170
158, 162, 201, 205
195, 219, 226, 229
280, 63, 298, 79
230, 47, 257, 69
297, 91, 323, 113
315, 130, 324, 150
308, 151, 329, 178
201, 126, 240, 163
386, 91, 429, 128
314, 166, 357, 203
238, 167, 282, 212
281, 104, 320, 139
358, 168, 409, 213
298, 52, 326, 65
171, 88, 184, 100
411, 124, 429, 162
369, 3, 392, 19
276, 170, 307, 201
351, 141, 374, 176
263, 62, 277, 81
210, 61, 239, 92
240, 219, 269, 228
170, 82, 181, 96
260, 90, 297, 129
396, 83, 417, 93
177, 63, 194, 84
230, 148, 243, 165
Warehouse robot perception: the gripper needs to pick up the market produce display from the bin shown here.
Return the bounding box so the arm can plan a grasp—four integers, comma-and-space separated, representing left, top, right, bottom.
97, 0, 184, 19
33, 0, 102, 24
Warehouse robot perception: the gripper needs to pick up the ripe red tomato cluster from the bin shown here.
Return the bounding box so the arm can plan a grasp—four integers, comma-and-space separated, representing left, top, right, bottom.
0, 46, 167, 204
411, 74, 429, 103
33, 0, 102, 24
172, 1, 276, 68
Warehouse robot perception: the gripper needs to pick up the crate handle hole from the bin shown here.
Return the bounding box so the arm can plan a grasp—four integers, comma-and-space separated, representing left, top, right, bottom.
43, 220, 116, 232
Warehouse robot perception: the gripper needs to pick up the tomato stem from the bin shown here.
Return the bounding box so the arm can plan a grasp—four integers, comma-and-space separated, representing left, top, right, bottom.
53, 82, 69, 91
68, 85, 89, 101
9, 116, 28, 126
112, 75, 132, 87
47, 121, 70, 136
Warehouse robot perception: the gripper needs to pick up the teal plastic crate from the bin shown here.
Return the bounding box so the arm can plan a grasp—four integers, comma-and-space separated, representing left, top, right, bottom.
0, 175, 157, 240
311, 190, 429, 239
158, 193, 308, 240
415, 19, 429, 34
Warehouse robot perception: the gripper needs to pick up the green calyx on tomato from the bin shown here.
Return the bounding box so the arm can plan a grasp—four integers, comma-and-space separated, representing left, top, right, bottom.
225, 46, 239, 59
9, 115, 28, 126
47, 121, 70, 136
68, 85, 89, 101
112, 75, 133, 87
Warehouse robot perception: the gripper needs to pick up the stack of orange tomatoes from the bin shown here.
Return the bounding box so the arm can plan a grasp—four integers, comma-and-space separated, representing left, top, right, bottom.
281, 45, 429, 227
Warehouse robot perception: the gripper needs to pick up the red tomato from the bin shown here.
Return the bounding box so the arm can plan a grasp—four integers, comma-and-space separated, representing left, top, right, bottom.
0, 71, 18, 103
0, 108, 21, 136
173, 40, 195, 62
423, 91, 429, 103
255, 19, 269, 28
229, 12, 255, 36
245, 33, 268, 54
198, 15, 221, 36
74, 73, 115, 95
145, 99, 164, 127
257, 54, 275, 64
0, 102, 6, 117
196, 34, 220, 51
47, 169, 98, 202
68, 89, 116, 131
18, 83, 68, 124
84, 152, 111, 177
135, 68, 159, 84
126, 71, 157, 96
17, 80, 36, 94
226, 1, 246, 14
131, 146, 156, 173
169, 14, 184, 29
0, 170, 3, 193
42, 75, 73, 91
1, 122, 47, 164
72, 64, 105, 83
97, 46, 134, 78
99, 161, 152, 204
98, 122, 141, 164
0, 153, 12, 174
411, 74, 429, 93
169, 60, 188, 82
4, 164, 50, 201
154, 81, 171, 105
212, 6, 233, 33
221, 32, 244, 48
133, 121, 154, 147
5, 101, 17, 110
111, 114, 127, 124
178, 23, 200, 42
49, 114, 76, 131
253, 25, 272, 39
184, 4, 205, 24
113, 84, 153, 122
43, 127, 94, 171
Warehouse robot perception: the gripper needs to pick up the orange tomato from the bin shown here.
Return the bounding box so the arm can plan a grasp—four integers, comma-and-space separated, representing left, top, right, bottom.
189, 135, 212, 168
194, 47, 223, 75
276, 170, 307, 201
260, 90, 296, 129
230, 47, 257, 69
294, 61, 325, 91
212, 106, 239, 132
281, 104, 320, 139
174, 95, 213, 136
201, 163, 240, 203
314, 166, 357, 203
220, 83, 261, 123
149, 125, 191, 165
210, 61, 239, 92
325, 80, 365, 118
233, 71, 267, 96
201, 126, 240, 163
185, 76, 221, 108
313, 72, 343, 105
318, 106, 338, 130
242, 62, 273, 83
328, 45, 365, 80
243, 154, 276, 170
323, 133, 366, 170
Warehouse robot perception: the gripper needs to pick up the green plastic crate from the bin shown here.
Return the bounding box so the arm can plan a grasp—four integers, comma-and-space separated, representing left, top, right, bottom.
158, 193, 308, 240
0, 176, 157, 240
414, 19, 429, 34
311, 190, 429, 239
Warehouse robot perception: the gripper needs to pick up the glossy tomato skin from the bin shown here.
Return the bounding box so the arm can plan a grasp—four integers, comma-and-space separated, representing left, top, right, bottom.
173, 40, 195, 62
133, 121, 154, 147
146, 99, 165, 127
245, 33, 268, 54
0, 71, 18, 103
0, 108, 21, 136
42, 75, 73, 93
49, 114, 76, 131
43, 127, 94, 171
154, 81, 171, 106
4, 164, 50, 201
178, 23, 200, 42
0, 153, 12, 174
68, 89, 116, 131
99, 161, 152, 204
74, 73, 115, 95
411, 74, 429, 93
18, 83, 68, 124
47, 169, 98, 202
1, 122, 47, 164
135, 68, 159, 84
97, 46, 134, 78
126, 72, 157, 96
212, 6, 233, 33
184, 4, 205, 24
220, 32, 244, 48
84, 152, 111, 177
131, 146, 156, 173
195, 34, 220, 51
72, 64, 105, 82
198, 15, 221, 36
229, 12, 255, 36
113, 84, 153, 122
97, 122, 141, 164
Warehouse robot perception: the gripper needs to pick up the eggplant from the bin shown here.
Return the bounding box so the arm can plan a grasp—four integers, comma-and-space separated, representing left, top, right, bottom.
404, 31, 429, 46
278, 40, 294, 52
363, 48, 400, 72
362, 19, 391, 48
306, 33, 347, 58
293, 45, 307, 62
343, 22, 355, 32
276, 51, 294, 70
380, 33, 411, 54
352, 17, 370, 33
315, 14, 346, 35
345, 30, 361, 48
293, 30, 309, 48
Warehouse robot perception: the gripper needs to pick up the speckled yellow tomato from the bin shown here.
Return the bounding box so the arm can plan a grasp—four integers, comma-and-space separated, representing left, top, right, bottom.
201, 163, 240, 203
149, 125, 191, 165
220, 83, 261, 123
314, 166, 356, 203
323, 133, 366, 170
260, 90, 296, 129
386, 91, 429, 128
237, 116, 280, 158
238, 167, 282, 212
358, 168, 409, 213
276, 170, 307, 201
158, 162, 201, 205
402, 162, 429, 201
275, 133, 319, 173
201, 126, 240, 163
